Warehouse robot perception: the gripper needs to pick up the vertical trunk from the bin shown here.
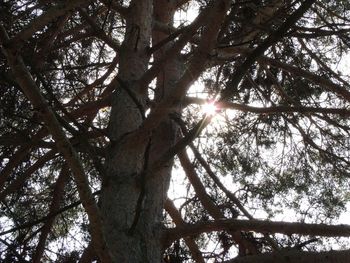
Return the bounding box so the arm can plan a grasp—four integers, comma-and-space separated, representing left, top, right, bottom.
100, 0, 154, 262
100, 0, 180, 262
147, 0, 183, 255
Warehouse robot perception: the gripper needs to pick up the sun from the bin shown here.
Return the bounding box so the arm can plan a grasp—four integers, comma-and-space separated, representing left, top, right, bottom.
201, 101, 219, 116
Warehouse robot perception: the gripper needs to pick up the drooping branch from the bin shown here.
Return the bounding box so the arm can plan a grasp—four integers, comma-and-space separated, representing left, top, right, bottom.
66, 56, 118, 106
261, 64, 296, 104
187, 143, 279, 251
188, 143, 252, 219
298, 38, 350, 89
0, 144, 32, 190
0, 190, 101, 237
286, 117, 350, 167
0, 127, 49, 190
34, 14, 70, 70
240, 0, 284, 45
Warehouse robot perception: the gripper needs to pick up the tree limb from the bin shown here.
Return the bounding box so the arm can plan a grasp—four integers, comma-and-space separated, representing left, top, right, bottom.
166, 218, 350, 242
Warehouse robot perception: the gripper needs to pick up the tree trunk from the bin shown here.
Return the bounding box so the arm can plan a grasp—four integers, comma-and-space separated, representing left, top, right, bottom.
100, 0, 180, 261
100, 0, 154, 261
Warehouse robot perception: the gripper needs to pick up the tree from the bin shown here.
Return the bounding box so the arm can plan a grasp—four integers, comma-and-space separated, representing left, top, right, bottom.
1, 0, 350, 262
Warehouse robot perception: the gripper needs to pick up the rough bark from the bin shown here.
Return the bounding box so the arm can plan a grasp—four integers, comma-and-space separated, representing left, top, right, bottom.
99, 0, 153, 261
100, 0, 188, 260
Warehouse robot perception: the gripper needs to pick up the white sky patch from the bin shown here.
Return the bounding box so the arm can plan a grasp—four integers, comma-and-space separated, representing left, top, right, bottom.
174, 2, 199, 27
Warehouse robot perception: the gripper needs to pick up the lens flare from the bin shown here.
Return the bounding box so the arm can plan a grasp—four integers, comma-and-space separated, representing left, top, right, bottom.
201, 101, 218, 116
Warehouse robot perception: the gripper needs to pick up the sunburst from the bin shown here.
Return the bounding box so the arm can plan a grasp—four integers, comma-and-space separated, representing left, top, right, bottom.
201, 101, 219, 116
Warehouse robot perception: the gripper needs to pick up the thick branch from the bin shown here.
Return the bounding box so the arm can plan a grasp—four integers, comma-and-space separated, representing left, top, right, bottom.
79, 242, 96, 263
166, 218, 350, 242
139, 3, 211, 87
